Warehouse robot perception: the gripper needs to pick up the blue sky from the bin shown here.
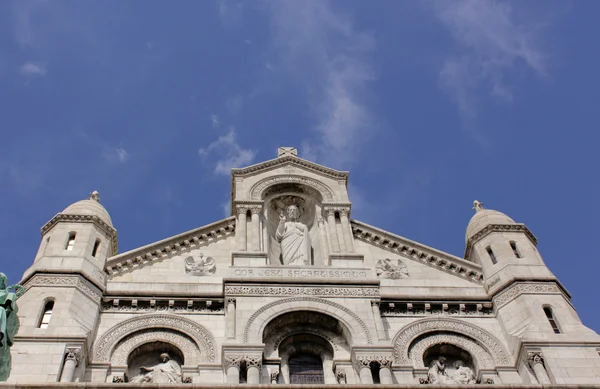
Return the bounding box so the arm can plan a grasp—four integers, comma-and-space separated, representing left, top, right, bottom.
1, 1, 599, 331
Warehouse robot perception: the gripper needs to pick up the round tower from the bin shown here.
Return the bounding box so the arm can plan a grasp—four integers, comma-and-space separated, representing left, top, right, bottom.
464, 200, 553, 294
10, 191, 117, 383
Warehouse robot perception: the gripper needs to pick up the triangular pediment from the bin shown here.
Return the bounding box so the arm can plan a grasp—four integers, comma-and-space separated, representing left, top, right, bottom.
104, 216, 235, 277
351, 219, 484, 284
231, 154, 348, 181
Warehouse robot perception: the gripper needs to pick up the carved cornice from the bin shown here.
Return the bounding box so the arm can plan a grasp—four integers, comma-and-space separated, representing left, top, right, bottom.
352, 220, 484, 284
381, 301, 494, 317
464, 223, 537, 260
42, 213, 118, 256
224, 285, 379, 298
493, 282, 562, 309
231, 155, 348, 179
24, 274, 102, 302
105, 217, 235, 277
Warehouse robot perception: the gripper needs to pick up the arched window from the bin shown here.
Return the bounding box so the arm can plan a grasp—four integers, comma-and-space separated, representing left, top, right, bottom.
65, 232, 76, 251
510, 241, 521, 258
92, 239, 101, 257
39, 300, 54, 328
544, 307, 561, 334
486, 246, 497, 265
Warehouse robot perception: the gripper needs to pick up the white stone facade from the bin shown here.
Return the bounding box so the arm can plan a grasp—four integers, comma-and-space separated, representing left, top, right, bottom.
8, 147, 600, 385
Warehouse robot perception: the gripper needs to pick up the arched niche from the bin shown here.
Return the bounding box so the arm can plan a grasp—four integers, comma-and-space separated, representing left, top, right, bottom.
244, 297, 373, 345
278, 333, 336, 384
262, 310, 351, 360
392, 318, 510, 367
125, 341, 184, 381
262, 183, 325, 266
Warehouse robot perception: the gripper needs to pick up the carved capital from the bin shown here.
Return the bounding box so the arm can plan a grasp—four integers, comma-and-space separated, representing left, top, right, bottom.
338, 208, 350, 217
236, 206, 248, 216
65, 347, 81, 366
250, 206, 262, 215
370, 300, 380, 308
245, 353, 263, 368
224, 354, 243, 368
226, 297, 236, 306
527, 352, 545, 368
224, 353, 262, 369
112, 376, 124, 383
324, 209, 336, 218
355, 354, 392, 369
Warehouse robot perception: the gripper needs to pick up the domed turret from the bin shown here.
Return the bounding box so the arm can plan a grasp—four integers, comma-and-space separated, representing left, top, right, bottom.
465, 200, 515, 243
62, 190, 113, 227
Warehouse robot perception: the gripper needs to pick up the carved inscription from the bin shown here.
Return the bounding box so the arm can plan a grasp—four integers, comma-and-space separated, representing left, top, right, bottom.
232, 267, 368, 279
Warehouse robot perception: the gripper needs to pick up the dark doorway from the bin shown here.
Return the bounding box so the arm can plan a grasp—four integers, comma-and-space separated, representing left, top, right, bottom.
289, 353, 324, 384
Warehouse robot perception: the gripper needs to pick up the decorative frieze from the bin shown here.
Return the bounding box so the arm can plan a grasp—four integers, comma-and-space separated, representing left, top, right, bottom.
381, 301, 493, 317
493, 282, 562, 308
101, 298, 224, 314
24, 274, 102, 302
224, 285, 379, 298
351, 221, 484, 284
105, 217, 235, 277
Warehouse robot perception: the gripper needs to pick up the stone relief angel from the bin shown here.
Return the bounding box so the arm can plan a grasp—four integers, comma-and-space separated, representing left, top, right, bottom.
184, 254, 216, 276
376, 258, 409, 279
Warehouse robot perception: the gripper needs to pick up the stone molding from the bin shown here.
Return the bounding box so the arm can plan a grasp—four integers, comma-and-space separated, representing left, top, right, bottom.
42, 213, 118, 255
352, 220, 484, 284
381, 301, 494, 318
243, 297, 373, 344
249, 175, 336, 202
225, 285, 379, 298
24, 274, 102, 302
93, 314, 216, 363
408, 333, 494, 369
464, 223, 537, 260
232, 155, 348, 180
105, 217, 235, 277
493, 282, 562, 309
110, 329, 201, 366
392, 318, 510, 366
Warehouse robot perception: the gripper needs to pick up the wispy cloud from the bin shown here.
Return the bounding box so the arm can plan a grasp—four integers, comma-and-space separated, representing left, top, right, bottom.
264, 1, 376, 167
199, 127, 255, 175
102, 145, 129, 164
431, 0, 548, 121
211, 114, 220, 128
19, 62, 47, 77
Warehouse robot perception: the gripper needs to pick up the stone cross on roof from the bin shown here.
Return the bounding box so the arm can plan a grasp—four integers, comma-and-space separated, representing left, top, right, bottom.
278, 147, 298, 158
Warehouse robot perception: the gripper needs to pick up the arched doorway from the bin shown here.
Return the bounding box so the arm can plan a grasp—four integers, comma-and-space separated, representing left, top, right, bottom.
289, 353, 324, 384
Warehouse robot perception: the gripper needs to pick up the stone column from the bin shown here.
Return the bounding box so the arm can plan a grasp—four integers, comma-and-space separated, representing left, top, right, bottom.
528, 352, 551, 384
371, 300, 386, 340
325, 209, 341, 253
60, 348, 80, 382
379, 359, 393, 384
225, 356, 241, 384
246, 358, 262, 384
318, 217, 329, 263
237, 207, 248, 251
226, 298, 236, 339
339, 208, 354, 252
250, 207, 261, 251
358, 366, 373, 384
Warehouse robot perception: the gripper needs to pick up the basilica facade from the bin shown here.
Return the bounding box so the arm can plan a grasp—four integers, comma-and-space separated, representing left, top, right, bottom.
8, 147, 600, 385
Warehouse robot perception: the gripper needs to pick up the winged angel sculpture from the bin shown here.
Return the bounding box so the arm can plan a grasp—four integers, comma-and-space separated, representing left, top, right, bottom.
184, 254, 216, 276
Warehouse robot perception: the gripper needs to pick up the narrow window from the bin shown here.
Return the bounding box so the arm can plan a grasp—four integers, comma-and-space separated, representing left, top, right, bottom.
510, 241, 521, 258
486, 246, 497, 264
544, 307, 561, 334
39, 300, 54, 328
65, 232, 76, 251
92, 239, 101, 257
